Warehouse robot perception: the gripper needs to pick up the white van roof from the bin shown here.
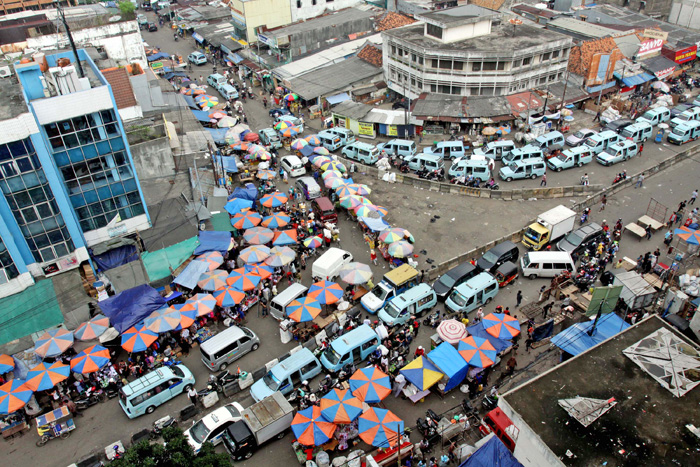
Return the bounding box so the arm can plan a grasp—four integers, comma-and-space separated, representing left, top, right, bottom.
524, 251, 573, 262
272, 283, 308, 305
200, 326, 246, 354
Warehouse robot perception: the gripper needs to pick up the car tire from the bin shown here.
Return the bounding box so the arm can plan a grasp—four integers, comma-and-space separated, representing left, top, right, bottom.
276, 431, 286, 440
252, 343, 260, 351
506, 177, 513, 182
531, 174, 537, 179
219, 362, 228, 371
529, 274, 537, 280
60, 432, 71, 440
556, 167, 562, 172
485, 297, 492, 305
146, 406, 156, 415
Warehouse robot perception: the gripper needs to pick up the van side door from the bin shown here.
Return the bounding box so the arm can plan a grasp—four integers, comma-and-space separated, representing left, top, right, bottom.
360, 339, 378, 360
300, 361, 321, 381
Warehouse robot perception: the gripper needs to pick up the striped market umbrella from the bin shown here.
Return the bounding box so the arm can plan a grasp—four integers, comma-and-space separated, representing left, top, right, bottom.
261, 191, 289, 208
73, 315, 110, 341
232, 211, 263, 229
437, 319, 468, 344
279, 126, 302, 138
144, 307, 181, 333
321, 169, 342, 180
196, 251, 224, 272
674, 226, 700, 245
186, 293, 217, 316
313, 147, 330, 156
305, 135, 322, 146
339, 262, 373, 285
339, 195, 370, 210
272, 229, 298, 246
262, 212, 290, 229
213, 286, 245, 307
231, 142, 252, 151
121, 324, 158, 353
399, 356, 443, 391
336, 185, 356, 198
388, 240, 414, 258
0, 355, 14, 374
320, 388, 362, 424
325, 177, 348, 190
226, 268, 261, 291
482, 313, 521, 339
217, 116, 238, 128
303, 236, 324, 249
286, 296, 322, 322
284, 93, 299, 102
290, 138, 308, 150
457, 336, 497, 369
70, 345, 111, 374
274, 120, 294, 131
35, 329, 74, 358
358, 408, 404, 448
239, 245, 271, 264
25, 362, 70, 391
247, 144, 266, 155
379, 228, 406, 244
173, 303, 198, 331
347, 183, 371, 196
243, 227, 274, 245
349, 367, 391, 403
291, 406, 336, 446
0, 380, 33, 415
195, 95, 219, 108
307, 280, 344, 305
198, 270, 228, 291
313, 156, 332, 168
354, 205, 384, 219
371, 205, 389, 217
321, 161, 346, 173
257, 169, 276, 180
265, 246, 296, 267
209, 111, 227, 119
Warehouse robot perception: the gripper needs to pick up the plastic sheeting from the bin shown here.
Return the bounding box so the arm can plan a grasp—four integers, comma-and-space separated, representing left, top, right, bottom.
147, 52, 170, 61
183, 95, 198, 109
216, 155, 239, 173
426, 342, 468, 393
551, 313, 630, 356
92, 244, 138, 272
224, 198, 254, 215
359, 216, 390, 232
193, 231, 231, 255
466, 323, 512, 354
142, 236, 198, 282
99, 284, 167, 333
173, 260, 210, 290
459, 436, 524, 467
0, 280, 63, 346
192, 109, 213, 122
206, 128, 230, 144
228, 183, 258, 201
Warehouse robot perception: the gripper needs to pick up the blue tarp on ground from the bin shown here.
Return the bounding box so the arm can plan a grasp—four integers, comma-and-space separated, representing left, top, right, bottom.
466, 323, 511, 354
427, 342, 469, 392
192, 109, 213, 122
194, 231, 231, 255
147, 52, 170, 62
207, 128, 229, 144
551, 313, 630, 356
183, 95, 198, 109
228, 184, 258, 201
92, 244, 139, 272
99, 284, 167, 333
459, 436, 524, 467
173, 260, 210, 290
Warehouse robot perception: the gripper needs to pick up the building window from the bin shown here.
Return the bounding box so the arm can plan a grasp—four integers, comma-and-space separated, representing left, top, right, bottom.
391, 45, 396, 56
42, 110, 145, 234
472, 62, 482, 72
512, 60, 521, 68
522, 56, 532, 66
430, 84, 437, 92
0, 237, 20, 284
312, 0, 317, 4
538, 76, 547, 84
0, 138, 74, 263
453, 61, 464, 71
411, 53, 417, 62
418, 56, 424, 65
549, 74, 557, 82
439, 60, 451, 70
542, 52, 551, 61
552, 50, 560, 59
431, 59, 439, 69
426, 23, 443, 39
297, 0, 301, 7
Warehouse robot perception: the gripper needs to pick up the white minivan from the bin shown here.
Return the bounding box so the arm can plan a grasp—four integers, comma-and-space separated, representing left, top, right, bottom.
281, 155, 305, 177
312, 247, 353, 281
520, 251, 575, 279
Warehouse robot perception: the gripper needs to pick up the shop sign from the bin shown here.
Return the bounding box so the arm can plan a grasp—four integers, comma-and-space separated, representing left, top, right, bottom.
638, 39, 664, 58
643, 29, 668, 41
257, 34, 273, 47
358, 122, 374, 136
387, 125, 398, 136
654, 66, 676, 80
192, 32, 204, 43
675, 45, 697, 64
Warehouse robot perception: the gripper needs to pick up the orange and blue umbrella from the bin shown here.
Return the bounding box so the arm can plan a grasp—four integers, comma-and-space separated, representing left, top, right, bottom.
224, 198, 254, 215
279, 126, 302, 138
286, 297, 322, 322
261, 191, 289, 208
307, 280, 344, 305
121, 324, 158, 353
74, 314, 110, 341
457, 336, 497, 368
244, 263, 273, 280
399, 356, 443, 391
173, 303, 198, 331
232, 211, 262, 230
272, 229, 298, 246
144, 307, 181, 333
239, 245, 271, 264
291, 406, 336, 446
482, 313, 521, 339
185, 293, 217, 317
231, 142, 252, 151
358, 407, 404, 448
197, 269, 228, 291
226, 268, 261, 291
0, 354, 15, 374
25, 362, 70, 391
674, 226, 700, 245
262, 212, 290, 229
213, 286, 245, 307
35, 329, 74, 358
257, 169, 276, 180
70, 345, 111, 374
320, 388, 362, 424
196, 251, 224, 272
303, 236, 324, 249
349, 367, 391, 403
265, 246, 296, 267
305, 135, 322, 146
243, 227, 274, 245
0, 379, 33, 414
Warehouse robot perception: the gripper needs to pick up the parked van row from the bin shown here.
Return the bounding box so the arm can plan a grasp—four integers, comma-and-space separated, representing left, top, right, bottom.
207, 74, 239, 100
670, 106, 700, 128
667, 120, 700, 144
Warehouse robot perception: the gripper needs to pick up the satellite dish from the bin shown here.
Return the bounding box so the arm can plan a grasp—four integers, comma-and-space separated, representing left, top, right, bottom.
109, 15, 122, 22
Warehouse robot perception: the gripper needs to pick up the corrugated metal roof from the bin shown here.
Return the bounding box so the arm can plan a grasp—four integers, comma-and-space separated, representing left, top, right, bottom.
285, 57, 381, 100
548, 17, 617, 38
362, 109, 407, 125
331, 100, 373, 121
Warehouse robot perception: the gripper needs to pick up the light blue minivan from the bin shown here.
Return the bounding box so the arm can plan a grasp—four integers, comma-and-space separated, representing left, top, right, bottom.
445, 272, 499, 315
342, 142, 379, 165
320, 324, 379, 373
119, 365, 195, 419
250, 348, 322, 402
378, 283, 437, 326
498, 159, 546, 181
667, 120, 700, 144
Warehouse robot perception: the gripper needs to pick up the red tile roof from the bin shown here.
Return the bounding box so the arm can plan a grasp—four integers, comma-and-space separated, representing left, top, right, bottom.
357, 43, 383, 68
101, 67, 137, 109
375, 11, 416, 32
470, 0, 505, 11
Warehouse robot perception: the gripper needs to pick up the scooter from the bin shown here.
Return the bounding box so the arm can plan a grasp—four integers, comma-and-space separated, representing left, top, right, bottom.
423, 310, 440, 327
75, 386, 106, 410
150, 415, 178, 439
580, 208, 590, 225
482, 394, 498, 411
210, 370, 244, 393
317, 374, 338, 395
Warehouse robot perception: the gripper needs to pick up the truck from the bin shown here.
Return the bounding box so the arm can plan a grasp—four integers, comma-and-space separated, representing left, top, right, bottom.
222, 392, 294, 461
521, 205, 576, 251
361, 264, 419, 314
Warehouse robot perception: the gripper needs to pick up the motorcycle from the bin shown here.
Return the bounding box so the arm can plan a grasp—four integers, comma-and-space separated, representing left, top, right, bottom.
317, 374, 338, 395
209, 370, 242, 393
150, 415, 178, 439
416, 168, 429, 179
482, 394, 498, 411
196, 385, 215, 399
423, 310, 440, 327
75, 386, 106, 410
337, 363, 355, 382
580, 208, 590, 225
485, 181, 500, 190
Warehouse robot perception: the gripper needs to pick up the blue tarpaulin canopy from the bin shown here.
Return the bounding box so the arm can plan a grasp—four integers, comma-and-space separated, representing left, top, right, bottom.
229, 53, 244, 64
326, 92, 350, 105
614, 71, 655, 87
427, 342, 469, 392
194, 231, 231, 255
192, 109, 213, 122
173, 260, 210, 290
163, 72, 188, 80
224, 197, 254, 215
551, 313, 630, 356
92, 244, 138, 272
359, 216, 390, 232
206, 128, 230, 144
183, 95, 198, 109
147, 52, 170, 62
459, 436, 524, 467
466, 322, 512, 353
228, 183, 258, 201
216, 155, 239, 174
99, 284, 167, 333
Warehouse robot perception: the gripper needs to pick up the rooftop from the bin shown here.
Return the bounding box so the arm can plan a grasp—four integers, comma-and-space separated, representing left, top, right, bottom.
502, 316, 700, 466
512, 4, 559, 19
416, 4, 497, 27
357, 42, 383, 67
375, 11, 416, 32
264, 8, 376, 39
547, 17, 619, 39
101, 68, 138, 109
0, 75, 29, 120
411, 93, 513, 120
285, 55, 381, 100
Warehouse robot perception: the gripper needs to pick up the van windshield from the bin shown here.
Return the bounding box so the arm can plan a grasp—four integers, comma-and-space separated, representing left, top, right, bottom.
262, 372, 280, 390
384, 302, 402, 318
481, 251, 499, 264
371, 284, 389, 301
171, 366, 184, 378
189, 420, 211, 444
672, 127, 686, 136
323, 348, 342, 365
522, 255, 531, 268
678, 114, 691, 121
641, 111, 655, 120
450, 290, 468, 307
573, 130, 587, 139
565, 231, 584, 247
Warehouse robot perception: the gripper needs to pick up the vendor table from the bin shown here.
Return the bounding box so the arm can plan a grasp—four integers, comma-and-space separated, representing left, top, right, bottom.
239, 172, 254, 183
2, 420, 29, 440
194, 327, 215, 344
637, 215, 664, 232
624, 223, 646, 241
352, 286, 368, 303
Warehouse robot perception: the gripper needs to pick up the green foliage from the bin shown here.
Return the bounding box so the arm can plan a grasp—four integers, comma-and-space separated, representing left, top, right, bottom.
111, 427, 231, 467
118, 1, 136, 20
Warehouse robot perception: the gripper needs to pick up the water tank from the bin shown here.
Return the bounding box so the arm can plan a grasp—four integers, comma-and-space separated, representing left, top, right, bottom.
553, 0, 574, 11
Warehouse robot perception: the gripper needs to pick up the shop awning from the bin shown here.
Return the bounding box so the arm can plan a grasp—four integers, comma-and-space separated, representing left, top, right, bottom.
326, 92, 350, 105
183, 95, 198, 109
614, 71, 655, 87
191, 109, 212, 122
228, 53, 244, 64
173, 260, 210, 290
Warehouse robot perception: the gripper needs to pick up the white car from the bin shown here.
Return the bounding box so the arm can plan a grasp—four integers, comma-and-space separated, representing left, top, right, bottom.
184, 402, 244, 454
566, 128, 597, 147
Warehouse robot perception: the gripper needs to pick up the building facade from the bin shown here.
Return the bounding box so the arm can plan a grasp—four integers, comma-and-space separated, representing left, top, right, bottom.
229, 0, 292, 44
0, 49, 150, 298
381, 6, 573, 99
289, 0, 361, 23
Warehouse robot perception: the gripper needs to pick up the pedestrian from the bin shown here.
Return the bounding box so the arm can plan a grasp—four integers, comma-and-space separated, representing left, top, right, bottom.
593, 110, 601, 122
691, 189, 698, 205
542, 302, 553, 319
525, 336, 534, 352
599, 194, 607, 211
645, 224, 652, 240
516, 290, 523, 308
187, 385, 198, 406
635, 173, 644, 188
540, 174, 547, 186
370, 249, 377, 265
476, 307, 484, 322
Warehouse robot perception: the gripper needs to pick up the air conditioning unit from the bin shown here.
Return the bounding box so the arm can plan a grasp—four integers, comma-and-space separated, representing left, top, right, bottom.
0, 66, 11, 78
48, 65, 81, 95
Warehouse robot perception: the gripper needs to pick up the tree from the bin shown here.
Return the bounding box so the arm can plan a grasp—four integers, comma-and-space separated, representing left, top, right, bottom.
118, 1, 136, 20
111, 427, 231, 467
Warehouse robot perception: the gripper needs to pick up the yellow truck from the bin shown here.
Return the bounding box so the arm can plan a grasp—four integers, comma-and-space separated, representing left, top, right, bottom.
522, 205, 576, 250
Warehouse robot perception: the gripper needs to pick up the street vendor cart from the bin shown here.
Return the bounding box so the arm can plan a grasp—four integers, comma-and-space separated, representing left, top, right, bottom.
35, 406, 75, 446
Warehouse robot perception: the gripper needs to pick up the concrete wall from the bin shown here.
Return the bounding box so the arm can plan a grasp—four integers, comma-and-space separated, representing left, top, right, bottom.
286, 16, 376, 58
231, 0, 292, 44
290, 0, 361, 23
442, 19, 492, 43
597, 0, 673, 19
669, 1, 700, 30
130, 136, 176, 180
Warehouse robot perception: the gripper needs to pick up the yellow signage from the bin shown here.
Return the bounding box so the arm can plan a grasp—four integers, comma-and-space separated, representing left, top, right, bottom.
358, 122, 374, 136
387, 125, 398, 136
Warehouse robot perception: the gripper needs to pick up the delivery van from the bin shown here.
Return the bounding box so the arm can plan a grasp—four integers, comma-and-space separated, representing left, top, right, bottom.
317, 130, 343, 151
376, 139, 416, 158
445, 272, 499, 315
619, 121, 652, 143
585, 130, 620, 155
498, 159, 546, 181
250, 349, 322, 402
270, 283, 308, 320
320, 324, 379, 372
312, 247, 353, 280
534, 131, 565, 153
326, 128, 356, 145
424, 141, 465, 160
218, 84, 239, 100
378, 283, 437, 326
667, 120, 700, 144
670, 107, 700, 128
342, 142, 379, 165
501, 145, 543, 165
406, 153, 444, 172
448, 159, 491, 182
546, 146, 593, 172
361, 264, 419, 314
520, 251, 575, 279
119, 365, 195, 419
295, 177, 322, 200
636, 106, 670, 126
200, 326, 260, 371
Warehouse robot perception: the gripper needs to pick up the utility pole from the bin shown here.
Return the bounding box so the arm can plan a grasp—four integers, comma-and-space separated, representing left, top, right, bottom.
56, 1, 85, 78
560, 68, 570, 112
193, 162, 205, 205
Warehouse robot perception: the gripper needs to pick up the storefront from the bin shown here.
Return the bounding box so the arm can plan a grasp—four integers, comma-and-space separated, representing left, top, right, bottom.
641, 55, 678, 81
662, 44, 698, 68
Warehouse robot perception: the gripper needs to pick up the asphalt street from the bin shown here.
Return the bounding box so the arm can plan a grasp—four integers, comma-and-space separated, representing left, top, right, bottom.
7, 22, 700, 467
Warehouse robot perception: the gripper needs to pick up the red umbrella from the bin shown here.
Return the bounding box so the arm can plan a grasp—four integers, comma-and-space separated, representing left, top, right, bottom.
244, 132, 260, 142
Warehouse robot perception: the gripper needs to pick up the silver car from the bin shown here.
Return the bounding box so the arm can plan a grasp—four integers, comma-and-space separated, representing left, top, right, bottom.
566, 128, 597, 147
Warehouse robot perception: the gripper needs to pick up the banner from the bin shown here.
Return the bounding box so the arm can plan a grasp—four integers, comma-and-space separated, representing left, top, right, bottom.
637, 39, 664, 58
358, 122, 374, 136
675, 45, 697, 64
387, 125, 398, 136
